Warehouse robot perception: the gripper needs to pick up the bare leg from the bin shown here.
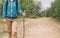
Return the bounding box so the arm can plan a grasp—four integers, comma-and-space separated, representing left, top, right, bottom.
6, 20, 12, 38
12, 21, 18, 38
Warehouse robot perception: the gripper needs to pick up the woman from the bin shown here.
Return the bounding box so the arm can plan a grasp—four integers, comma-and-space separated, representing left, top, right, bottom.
2, 0, 26, 38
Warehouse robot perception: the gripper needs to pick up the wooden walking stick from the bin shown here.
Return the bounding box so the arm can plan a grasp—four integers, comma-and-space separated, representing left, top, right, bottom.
23, 11, 26, 38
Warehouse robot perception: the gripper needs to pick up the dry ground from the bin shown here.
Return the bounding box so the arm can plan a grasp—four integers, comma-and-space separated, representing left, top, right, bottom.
0, 17, 60, 38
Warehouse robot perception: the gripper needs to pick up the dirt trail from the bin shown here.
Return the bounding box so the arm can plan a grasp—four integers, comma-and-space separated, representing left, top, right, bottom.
0, 18, 60, 38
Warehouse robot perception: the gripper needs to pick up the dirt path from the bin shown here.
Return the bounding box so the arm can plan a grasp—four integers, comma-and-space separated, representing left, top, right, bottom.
0, 18, 60, 38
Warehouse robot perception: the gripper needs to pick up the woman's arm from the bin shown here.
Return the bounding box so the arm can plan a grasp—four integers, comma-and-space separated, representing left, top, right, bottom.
2, 0, 7, 18
17, 0, 24, 15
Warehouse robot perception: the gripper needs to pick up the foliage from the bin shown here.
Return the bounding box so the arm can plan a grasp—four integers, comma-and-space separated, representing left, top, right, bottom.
41, 8, 51, 17
20, 0, 41, 18
41, 0, 60, 20
0, 0, 4, 17
50, 0, 60, 20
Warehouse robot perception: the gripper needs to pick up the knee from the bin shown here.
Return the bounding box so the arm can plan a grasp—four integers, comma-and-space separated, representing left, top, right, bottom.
12, 28, 17, 34
12, 31, 17, 35
8, 31, 12, 34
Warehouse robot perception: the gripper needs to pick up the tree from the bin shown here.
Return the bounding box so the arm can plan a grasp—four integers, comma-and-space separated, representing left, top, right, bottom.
20, 0, 41, 18
51, 0, 60, 20
41, 8, 52, 17
0, 0, 4, 17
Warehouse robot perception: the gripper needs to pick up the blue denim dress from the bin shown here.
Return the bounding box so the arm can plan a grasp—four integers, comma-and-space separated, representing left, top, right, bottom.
3, 0, 23, 20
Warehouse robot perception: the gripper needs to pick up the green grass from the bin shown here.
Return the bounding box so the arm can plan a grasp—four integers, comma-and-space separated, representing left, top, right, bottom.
0, 17, 3, 23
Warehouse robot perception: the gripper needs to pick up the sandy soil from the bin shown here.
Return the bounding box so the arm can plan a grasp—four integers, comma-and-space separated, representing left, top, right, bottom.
0, 17, 60, 38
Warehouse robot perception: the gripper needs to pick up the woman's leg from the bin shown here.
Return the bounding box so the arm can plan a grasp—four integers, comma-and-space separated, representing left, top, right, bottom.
12, 20, 18, 38
5, 19, 12, 38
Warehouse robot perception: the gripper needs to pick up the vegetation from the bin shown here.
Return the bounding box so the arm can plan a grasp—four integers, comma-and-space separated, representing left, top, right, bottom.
50, 0, 60, 20
0, 0, 60, 20
41, 0, 60, 20
20, 0, 41, 18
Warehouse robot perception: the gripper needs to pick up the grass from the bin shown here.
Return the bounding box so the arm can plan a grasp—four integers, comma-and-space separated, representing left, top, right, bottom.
0, 29, 7, 37
0, 17, 3, 23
